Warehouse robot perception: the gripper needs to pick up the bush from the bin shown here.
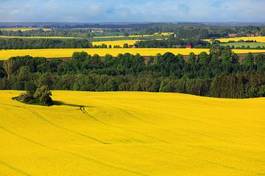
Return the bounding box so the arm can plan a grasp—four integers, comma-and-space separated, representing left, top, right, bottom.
13, 85, 53, 106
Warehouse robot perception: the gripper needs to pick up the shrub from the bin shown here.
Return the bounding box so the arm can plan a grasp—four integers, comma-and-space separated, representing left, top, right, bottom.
13, 85, 53, 106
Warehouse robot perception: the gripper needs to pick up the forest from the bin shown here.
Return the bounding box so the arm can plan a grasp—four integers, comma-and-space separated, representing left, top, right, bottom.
0, 38, 92, 49
135, 38, 210, 48
1, 46, 265, 98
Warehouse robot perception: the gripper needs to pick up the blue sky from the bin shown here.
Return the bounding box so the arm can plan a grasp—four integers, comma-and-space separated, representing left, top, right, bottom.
0, 0, 264, 22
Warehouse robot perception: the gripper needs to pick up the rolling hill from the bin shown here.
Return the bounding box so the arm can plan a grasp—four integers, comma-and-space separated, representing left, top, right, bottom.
0, 91, 265, 176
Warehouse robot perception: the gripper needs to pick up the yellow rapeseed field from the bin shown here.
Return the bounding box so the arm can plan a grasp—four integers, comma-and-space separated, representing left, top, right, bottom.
0, 48, 265, 60
0, 48, 209, 59
207, 36, 265, 43
0, 91, 265, 176
92, 40, 139, 47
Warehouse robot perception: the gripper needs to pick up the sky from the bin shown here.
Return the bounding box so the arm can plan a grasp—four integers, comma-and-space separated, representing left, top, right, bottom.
0, 0, 265, 23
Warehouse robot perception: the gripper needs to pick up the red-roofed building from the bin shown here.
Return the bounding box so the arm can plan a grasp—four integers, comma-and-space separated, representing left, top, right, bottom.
186, 43, 193, 48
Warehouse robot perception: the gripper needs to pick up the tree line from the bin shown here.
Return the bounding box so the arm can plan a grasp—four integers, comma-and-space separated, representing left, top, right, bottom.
0, 38, 92, 49
0, 36, 209, 49
135, 38, 210, 48
1, 46, 265, 98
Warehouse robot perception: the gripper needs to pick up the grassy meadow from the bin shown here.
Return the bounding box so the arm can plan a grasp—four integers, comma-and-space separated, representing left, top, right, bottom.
221, 42, 265, 49
0, 91, 265, 175
206, 36, 265, 49
93, 32, 173, 39
92, 33, 173, 42
94, 34, 152, 39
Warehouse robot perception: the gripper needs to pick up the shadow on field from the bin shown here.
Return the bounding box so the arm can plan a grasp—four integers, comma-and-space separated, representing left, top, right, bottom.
53, 101, 96, 116
53, 101, 93, 108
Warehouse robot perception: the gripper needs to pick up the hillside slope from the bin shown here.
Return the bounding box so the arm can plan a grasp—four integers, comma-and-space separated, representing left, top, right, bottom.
0, 91, 265, 176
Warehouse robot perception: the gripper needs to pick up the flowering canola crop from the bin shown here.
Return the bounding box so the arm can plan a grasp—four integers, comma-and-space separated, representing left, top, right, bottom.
0, 91, 265, 176
1, 48, 265, 60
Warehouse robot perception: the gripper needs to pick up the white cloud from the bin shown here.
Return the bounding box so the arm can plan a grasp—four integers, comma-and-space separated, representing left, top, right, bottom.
0, 0, 264, 22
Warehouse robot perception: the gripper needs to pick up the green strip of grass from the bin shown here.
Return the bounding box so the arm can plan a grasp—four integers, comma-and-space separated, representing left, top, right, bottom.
221, 42, 265, 49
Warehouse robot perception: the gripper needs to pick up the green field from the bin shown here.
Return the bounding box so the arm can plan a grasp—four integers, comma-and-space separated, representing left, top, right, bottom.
0, 35, 79, 40
92, 33, 173, 42
0, 27, 51, 32
221, 42, 265, 49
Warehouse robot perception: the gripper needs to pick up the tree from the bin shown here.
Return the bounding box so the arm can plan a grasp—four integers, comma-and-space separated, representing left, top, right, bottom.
72, 51, 88, 61
187, 53, 197, 65
159, 80, 176, 92
198, 52, 210, 65
255, 54, 265, 71
34, 85, 53, 106
25, 81, 37, 94
242, 53, 254, 67
0, 66, 7, 78
210, 74, 245, 98
13, 85, 53, 106
123, 43, 129, 48
17, 66, 31, 81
